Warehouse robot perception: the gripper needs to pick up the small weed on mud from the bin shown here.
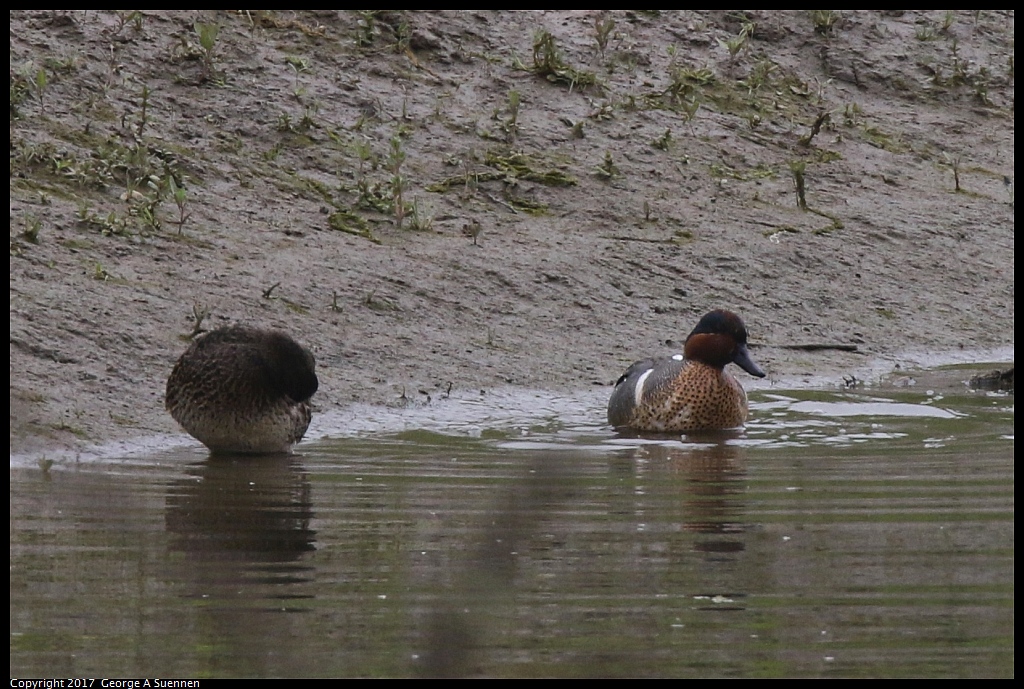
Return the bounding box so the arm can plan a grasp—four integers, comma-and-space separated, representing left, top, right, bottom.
593, 14, 616, 58
387, 136, 408, 228
652, 128, 673, 151
799, 111, 831, 146
810, 10, 840, 36
942, 152, 963, 192
790, 160, 808, 210
594, 151, 619, 179
530, 30, 597, 91
187, 303, 210, 339
194, 23, 220, 82
20, 216, 42, 244
408, 197, 433, 232
168, 176, 191, 235
718, 21, 754, 61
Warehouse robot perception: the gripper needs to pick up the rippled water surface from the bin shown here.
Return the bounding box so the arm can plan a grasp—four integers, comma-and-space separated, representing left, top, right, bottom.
10, 368, 1014, 677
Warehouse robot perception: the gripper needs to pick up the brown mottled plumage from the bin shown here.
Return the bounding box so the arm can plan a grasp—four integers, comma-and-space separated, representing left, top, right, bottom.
166, 326, 318, 454
608, 310, 765, 433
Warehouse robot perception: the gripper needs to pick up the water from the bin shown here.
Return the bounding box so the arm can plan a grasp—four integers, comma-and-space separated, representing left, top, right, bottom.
10, 367, 1014, 678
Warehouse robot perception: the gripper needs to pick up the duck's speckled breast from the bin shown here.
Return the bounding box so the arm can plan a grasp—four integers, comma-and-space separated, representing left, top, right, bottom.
609, 358, 749, 432
172, 397, 312, 454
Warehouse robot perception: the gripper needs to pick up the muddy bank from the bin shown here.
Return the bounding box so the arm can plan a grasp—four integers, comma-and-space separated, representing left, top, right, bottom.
9, 11, 1014, 456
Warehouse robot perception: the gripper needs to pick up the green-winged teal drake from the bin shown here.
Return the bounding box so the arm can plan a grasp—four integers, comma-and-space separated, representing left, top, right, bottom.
608, 310, 765, 432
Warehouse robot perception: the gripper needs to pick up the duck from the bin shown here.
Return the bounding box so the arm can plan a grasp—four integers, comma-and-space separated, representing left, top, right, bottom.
165, 325, 319, 454
607, 309, 766, 433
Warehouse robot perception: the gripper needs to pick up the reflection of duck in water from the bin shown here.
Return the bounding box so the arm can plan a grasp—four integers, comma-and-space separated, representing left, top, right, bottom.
166, 326, 318, 454
608, 310, 766, 433
166, 456, 315, 561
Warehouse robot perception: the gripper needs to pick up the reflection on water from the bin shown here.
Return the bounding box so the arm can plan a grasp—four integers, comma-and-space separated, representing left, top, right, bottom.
10, 368, 1014, 677
166, 457, 315, 563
